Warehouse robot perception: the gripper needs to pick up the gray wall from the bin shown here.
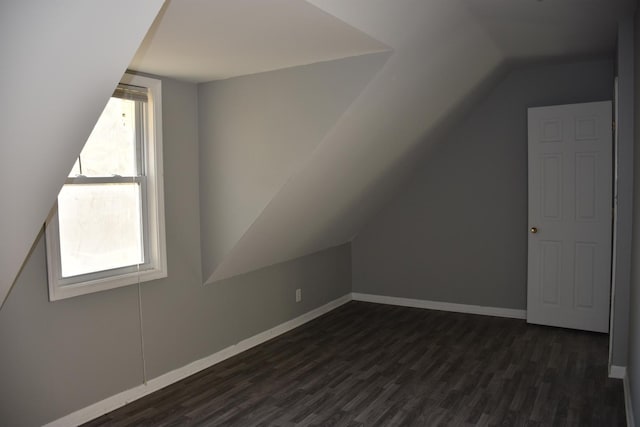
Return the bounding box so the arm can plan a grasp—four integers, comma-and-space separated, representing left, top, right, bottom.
612, 17, 635, 369
196, 3, 507, 286
0, 76, 352, 426
353, 58, 614, 309
627, 7, 640, 424
198, 53, 388, 283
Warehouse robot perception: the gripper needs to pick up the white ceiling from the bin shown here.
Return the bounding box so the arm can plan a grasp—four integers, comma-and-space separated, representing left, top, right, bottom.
125, 0, 637, 283
130, 0, 389, 82
131, 0, 634, 84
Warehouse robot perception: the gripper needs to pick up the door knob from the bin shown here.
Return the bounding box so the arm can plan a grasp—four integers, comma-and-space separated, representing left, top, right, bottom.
530, 227, 538, 234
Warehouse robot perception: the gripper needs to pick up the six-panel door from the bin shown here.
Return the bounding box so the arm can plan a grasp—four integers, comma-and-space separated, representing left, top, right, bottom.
527, 101, 612, 333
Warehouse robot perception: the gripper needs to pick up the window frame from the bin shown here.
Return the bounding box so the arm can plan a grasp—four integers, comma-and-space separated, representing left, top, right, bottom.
45, 73, 167, 301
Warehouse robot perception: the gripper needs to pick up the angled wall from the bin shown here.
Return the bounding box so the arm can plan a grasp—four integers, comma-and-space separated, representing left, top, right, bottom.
198, 52, 389, 282
207, 1, 506, 282
352, 58, 614, 309
0, 0, 164, 308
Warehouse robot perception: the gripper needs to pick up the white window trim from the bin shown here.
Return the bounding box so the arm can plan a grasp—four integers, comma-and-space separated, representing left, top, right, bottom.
45, 73, 167, 301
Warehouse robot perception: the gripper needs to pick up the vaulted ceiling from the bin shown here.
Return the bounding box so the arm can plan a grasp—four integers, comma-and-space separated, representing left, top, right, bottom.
130, 0, 389, 82
1, 0, 634, 306
134, 0, 632, 83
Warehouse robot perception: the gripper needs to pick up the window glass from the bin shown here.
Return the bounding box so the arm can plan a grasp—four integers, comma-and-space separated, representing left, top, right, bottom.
46, 73, 166, 301
68, 97, 138, 177
58, 183, 143, 277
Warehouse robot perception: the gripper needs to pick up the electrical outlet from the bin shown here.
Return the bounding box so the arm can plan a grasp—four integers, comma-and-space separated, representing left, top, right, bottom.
295, 288, 302, 303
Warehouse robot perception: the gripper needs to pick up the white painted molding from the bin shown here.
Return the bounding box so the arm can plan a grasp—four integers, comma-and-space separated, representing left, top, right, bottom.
44, 292, 533, 426
608, 366, 634, 427
351, 293, 526, 319
44, 293, 352, 427
610, 365, 627, 379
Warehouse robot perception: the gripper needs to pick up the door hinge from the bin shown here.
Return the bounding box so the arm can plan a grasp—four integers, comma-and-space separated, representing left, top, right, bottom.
613, 120, 616, 132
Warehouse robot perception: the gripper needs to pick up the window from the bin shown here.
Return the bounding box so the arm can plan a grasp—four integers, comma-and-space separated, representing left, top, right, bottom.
45, 73, 166, 301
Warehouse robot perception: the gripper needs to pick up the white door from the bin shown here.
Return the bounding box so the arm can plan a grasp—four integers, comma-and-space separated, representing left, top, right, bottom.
527, 101, 612, 333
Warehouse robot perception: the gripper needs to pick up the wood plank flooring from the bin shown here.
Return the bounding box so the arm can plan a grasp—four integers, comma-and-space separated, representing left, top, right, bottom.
83, 301, 625, 426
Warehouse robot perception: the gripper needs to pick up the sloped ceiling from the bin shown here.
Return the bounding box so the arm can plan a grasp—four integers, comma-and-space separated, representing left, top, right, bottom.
0, 0, 165, 308
198, 0, 633, 283
198, 52, 391, 280
131, 0, 389, 82
206, 0, 505, 282
2, 0, 633, 305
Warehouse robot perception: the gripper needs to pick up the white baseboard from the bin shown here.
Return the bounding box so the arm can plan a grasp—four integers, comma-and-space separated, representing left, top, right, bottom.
608, 366, 635, 427
43, 292, 534, 426
610, 365, 627, 379
44, 293, 352, 427
625, 375, 635, 427
351, 292, 526, 319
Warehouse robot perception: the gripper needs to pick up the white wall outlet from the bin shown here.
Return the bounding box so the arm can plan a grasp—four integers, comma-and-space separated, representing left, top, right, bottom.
295, 288, 302, 303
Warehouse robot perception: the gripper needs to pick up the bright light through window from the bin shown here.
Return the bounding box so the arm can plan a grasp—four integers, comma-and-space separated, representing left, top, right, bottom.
60, 96, 143, 277
58, 183, 143, 277
69, 98, 138, 178
46, 73, 166, 301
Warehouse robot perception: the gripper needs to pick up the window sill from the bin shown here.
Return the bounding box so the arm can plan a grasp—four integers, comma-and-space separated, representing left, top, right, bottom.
48, 267, 167, 301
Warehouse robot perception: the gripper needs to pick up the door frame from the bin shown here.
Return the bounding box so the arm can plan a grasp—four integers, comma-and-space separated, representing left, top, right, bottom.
608, 77, 619, 373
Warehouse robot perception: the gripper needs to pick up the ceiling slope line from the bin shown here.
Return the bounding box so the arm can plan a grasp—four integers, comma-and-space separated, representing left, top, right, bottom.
345, 59, 512, 245
206, 1, 508, 283
131, 0, 390, 82
203, 51, 393, 285
201, 51, 392, 285
207, 58, 504, 283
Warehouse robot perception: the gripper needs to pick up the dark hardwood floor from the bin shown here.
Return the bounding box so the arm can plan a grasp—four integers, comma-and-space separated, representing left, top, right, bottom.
84, 301, 626, 426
